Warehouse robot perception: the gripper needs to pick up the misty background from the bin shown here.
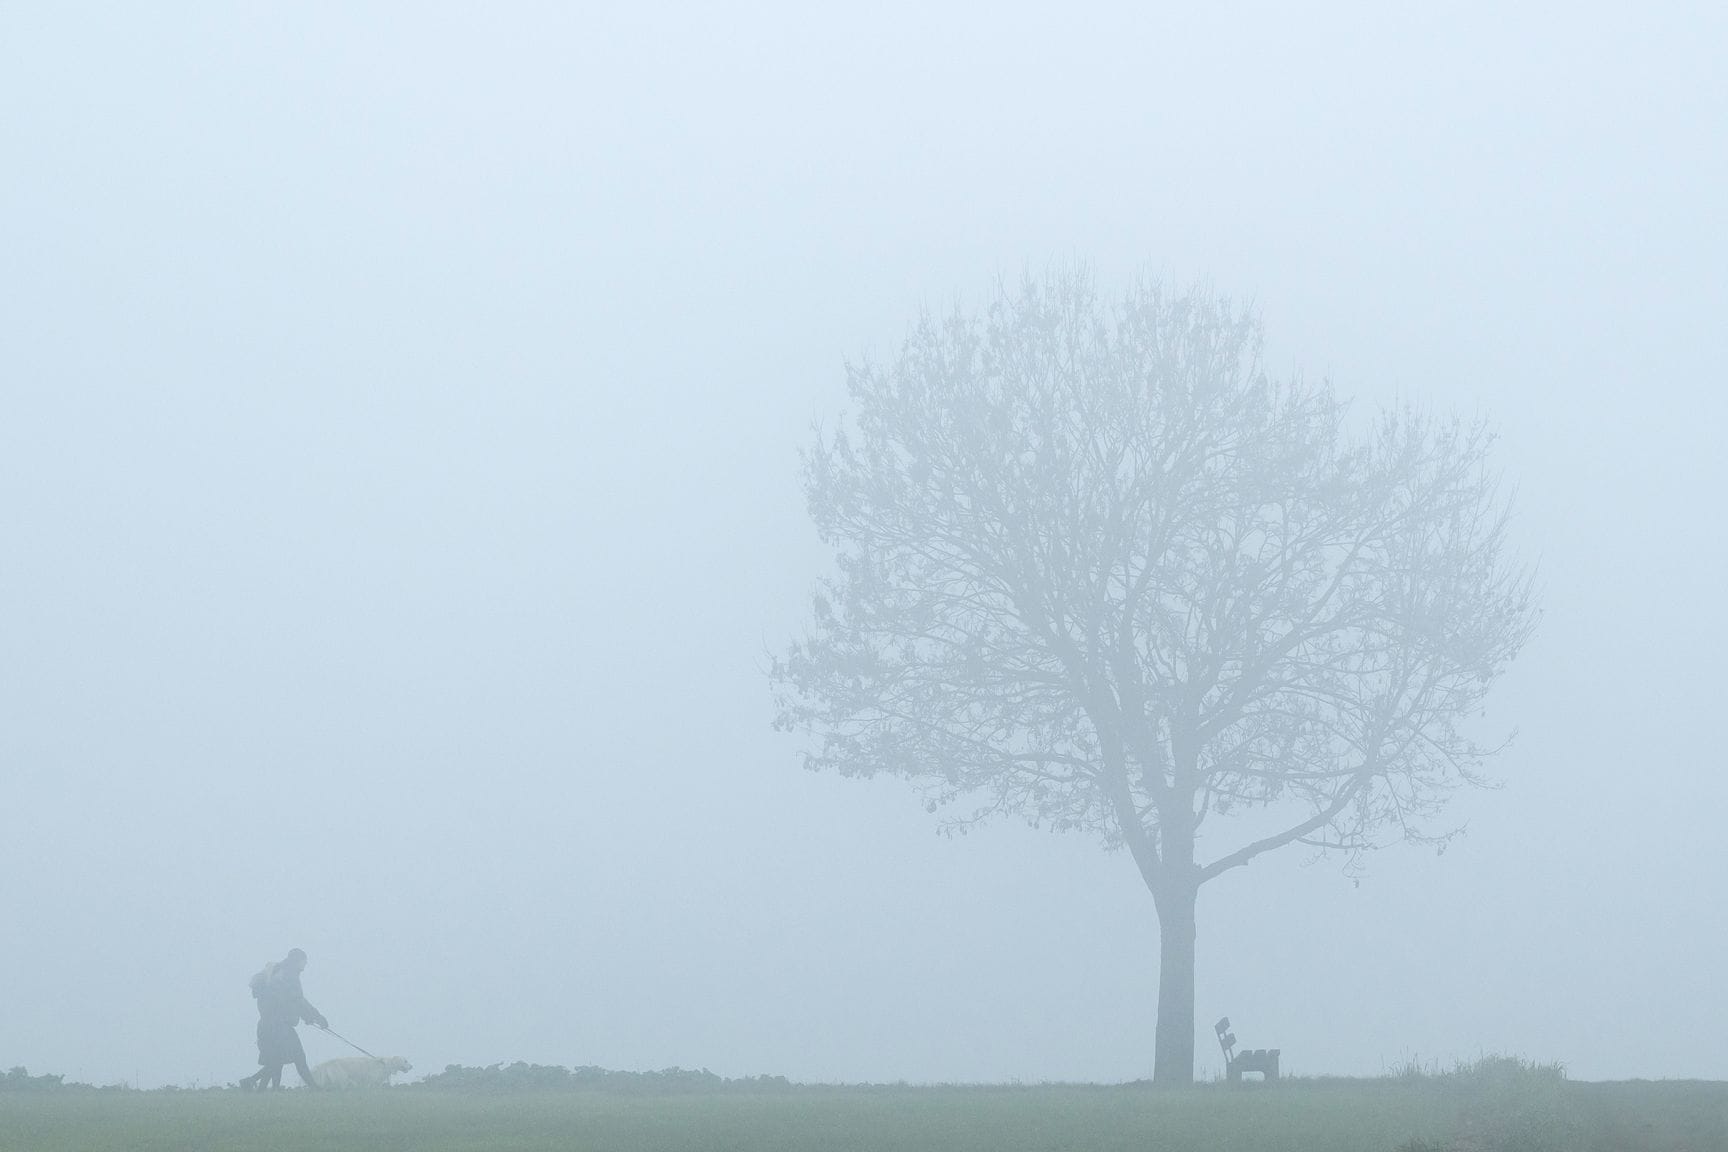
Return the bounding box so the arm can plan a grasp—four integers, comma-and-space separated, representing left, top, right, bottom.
2, 4, 1723, 1089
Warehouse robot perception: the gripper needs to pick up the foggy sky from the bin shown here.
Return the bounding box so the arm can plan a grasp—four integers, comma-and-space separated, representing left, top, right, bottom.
3, 3, 1724, 1088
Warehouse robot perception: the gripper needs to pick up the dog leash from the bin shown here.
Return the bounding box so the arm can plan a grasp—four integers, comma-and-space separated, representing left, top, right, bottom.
315, 1023, 380, 1060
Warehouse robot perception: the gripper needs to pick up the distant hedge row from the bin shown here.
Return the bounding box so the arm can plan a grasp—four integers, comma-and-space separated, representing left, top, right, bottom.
1, 1067, 78, 1092
411, 1062, 794, 1093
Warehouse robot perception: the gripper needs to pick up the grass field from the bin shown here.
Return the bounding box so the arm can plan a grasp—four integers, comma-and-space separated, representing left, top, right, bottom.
3, 1078, 1726, 1152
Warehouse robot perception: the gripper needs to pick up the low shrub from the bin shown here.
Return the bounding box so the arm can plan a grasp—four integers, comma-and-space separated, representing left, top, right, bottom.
411, 1062, 794, 1094
0, 1067, 66, 1092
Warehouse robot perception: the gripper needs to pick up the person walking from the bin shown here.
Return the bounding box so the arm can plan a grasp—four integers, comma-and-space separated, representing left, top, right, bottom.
239, 948, 328, 1090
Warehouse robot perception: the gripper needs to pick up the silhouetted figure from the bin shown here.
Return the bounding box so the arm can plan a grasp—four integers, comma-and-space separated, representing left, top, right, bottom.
238, 948, 327, 1090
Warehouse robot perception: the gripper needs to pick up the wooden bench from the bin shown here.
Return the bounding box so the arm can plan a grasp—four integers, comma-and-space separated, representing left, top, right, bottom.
1215, 1017, 1280, 1082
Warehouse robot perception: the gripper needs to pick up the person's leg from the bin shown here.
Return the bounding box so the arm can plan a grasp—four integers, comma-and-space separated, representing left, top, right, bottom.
279, 1026, 317, 1088
240, 1036, 272, 1091
266, 1065, 284, 1089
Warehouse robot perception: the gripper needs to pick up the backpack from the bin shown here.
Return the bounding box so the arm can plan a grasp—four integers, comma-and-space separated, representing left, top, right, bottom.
249, 962, 278, 999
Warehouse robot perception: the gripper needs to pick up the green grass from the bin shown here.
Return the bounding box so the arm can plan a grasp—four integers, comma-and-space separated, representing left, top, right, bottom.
2, 1079, 1725, 1152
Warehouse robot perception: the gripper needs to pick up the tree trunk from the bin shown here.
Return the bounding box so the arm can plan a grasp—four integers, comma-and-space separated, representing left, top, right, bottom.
1152, 882, 1198, 1085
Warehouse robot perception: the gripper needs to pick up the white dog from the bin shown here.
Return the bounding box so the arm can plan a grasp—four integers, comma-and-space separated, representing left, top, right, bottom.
312, 1055, 412, 1089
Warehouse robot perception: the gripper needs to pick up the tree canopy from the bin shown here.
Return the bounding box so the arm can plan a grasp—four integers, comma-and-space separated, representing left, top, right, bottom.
773, 269, 1536, 1082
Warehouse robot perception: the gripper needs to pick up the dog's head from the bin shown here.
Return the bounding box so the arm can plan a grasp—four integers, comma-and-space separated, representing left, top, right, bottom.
382, 1056, 412, 1075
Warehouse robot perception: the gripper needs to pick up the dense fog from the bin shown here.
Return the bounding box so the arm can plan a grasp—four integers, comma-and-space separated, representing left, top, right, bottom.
2, 4, 1723, 1089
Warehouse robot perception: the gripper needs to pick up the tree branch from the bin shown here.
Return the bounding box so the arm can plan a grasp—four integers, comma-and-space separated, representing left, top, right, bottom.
1197, 774, 1369, 883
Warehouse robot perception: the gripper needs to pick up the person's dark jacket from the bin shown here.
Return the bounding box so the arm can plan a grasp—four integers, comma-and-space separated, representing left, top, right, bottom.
257, 965, 323, 1029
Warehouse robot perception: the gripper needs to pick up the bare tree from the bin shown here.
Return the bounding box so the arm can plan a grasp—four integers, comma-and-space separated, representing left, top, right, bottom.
772, 268, 1536, 1084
